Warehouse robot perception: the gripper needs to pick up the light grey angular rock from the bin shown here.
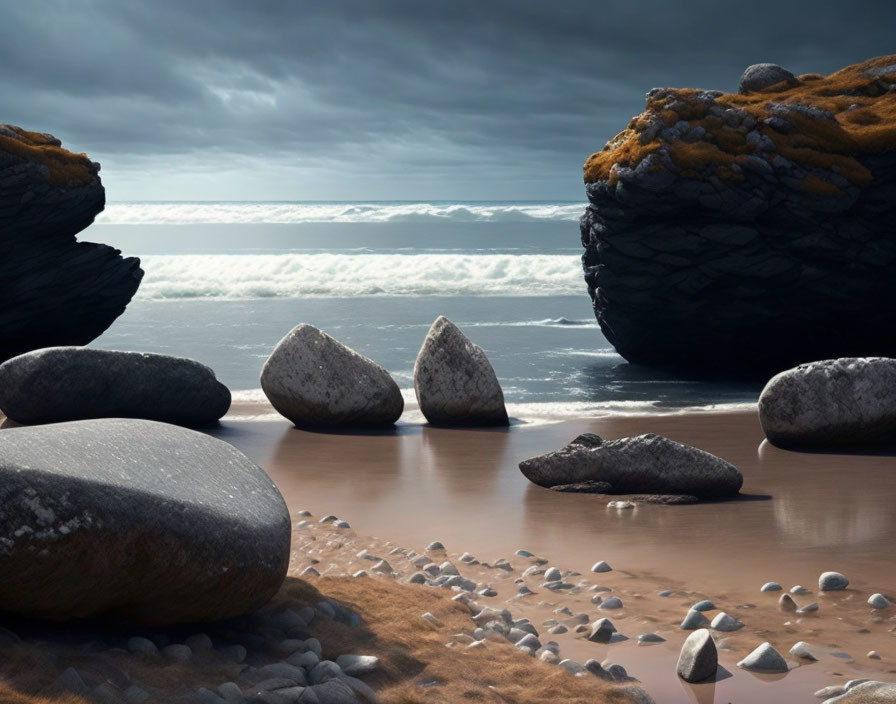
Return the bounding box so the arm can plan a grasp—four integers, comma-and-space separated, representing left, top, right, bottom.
779, 594, 798, 611
261, 324, 403, 428
680, 609, 710, 630
586, 618, 617, 643
868, 593, 891, 610
413, 316, 508, 426
710, 612, 743, 632
823, 681, 896, 703
759, 359, 896, 449
820, 571, 850, 591
677, 628, 718, 683
789, 641, 818, 660
520, 433, 742, 498
737, 642, 789, 673
0, 347, 231, 427
0, 418, 290, 623
739, 63, 797, 93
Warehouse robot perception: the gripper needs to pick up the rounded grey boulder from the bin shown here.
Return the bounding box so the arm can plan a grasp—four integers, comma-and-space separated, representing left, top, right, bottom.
737, 642, 789, 673
0, 347, 230, 426
759, 358, 896, 449
677, 628, 718, 682
413, 316, 508, 426
261, 324, 403, 428
819, 571, 850, 591
0, 418, 290, 623
519, 433, 742, 498
739, 63, 796, 93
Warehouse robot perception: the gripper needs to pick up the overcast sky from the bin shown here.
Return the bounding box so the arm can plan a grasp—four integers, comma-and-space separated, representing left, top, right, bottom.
1, 1, 894, 201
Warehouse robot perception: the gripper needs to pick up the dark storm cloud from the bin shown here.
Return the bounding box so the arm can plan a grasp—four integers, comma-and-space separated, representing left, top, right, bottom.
1, 0, 894, 198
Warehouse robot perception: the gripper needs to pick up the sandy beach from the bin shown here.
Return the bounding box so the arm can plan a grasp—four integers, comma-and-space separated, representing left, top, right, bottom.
207, 400, 896, 702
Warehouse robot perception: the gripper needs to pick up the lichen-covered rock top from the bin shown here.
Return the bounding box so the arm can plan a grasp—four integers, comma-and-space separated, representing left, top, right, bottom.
580, 55, 896, 375
0, 124, 99, 188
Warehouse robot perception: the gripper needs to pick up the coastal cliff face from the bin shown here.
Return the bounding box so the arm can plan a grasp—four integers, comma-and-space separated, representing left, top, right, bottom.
0, 125, 142, 362
580, 55, 896, 375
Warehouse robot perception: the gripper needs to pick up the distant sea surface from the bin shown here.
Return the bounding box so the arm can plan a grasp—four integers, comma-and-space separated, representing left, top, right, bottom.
91, 201, 762, 417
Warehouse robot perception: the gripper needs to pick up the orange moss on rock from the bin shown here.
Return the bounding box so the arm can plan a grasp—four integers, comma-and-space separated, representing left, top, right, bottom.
584, 54, 896, 186
0, 125, 97, 187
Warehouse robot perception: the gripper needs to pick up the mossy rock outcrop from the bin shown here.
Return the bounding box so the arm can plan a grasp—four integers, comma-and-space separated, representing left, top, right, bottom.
0, 125, 142, 362
580, 55, 896, 375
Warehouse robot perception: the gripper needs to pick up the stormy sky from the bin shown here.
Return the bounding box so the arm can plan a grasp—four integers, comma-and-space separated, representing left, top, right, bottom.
1, 1, 894, 201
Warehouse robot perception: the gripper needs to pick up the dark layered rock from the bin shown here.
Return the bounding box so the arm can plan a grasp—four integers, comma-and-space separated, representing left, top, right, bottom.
759, 357, 896, 449
519, 433, 742, 499
0, 418, 290, 624
0, 347, 231, 426
580, 55, 896, 376
0, 125, 142, 363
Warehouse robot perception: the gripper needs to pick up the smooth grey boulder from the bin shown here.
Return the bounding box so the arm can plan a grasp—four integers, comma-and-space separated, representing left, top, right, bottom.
738, 63, 797, 93
819, 571, 850, 591
0, 418, 290, 623
759, 358, 896, 449
677, 628, 718, 682
413, 316, 508, 426
824, 681, 896, 703
260, 324, 403, 428
737, 642, 789, 673
519, 433, 742, 498
0, 347, 230, 426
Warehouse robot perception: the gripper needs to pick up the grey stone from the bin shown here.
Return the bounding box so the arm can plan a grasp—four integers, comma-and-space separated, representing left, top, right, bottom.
789, 641, 818, 660
288, 650, 321, 668
127, 636, 158, 655
868, 593, 891, 609
0, 418, 290, 623
677, 628, 718, 682
543, 567, 561, 582
185, 632, 213, 652
162, 643, 192, 662
262, 663, 309, 684
710, 612, 743, 632
599, 597, 623, 610
779, 594, 798, 611
820, 571, 850, 591
220, 644, 248, 663
217, 682, 244, 702
586, 618, 616, 643
413, 316, 508, 426
760, 359, 896, 449
591, 561, 612, 573
194, 689, 228, 704
335, 654, 379, 676
823, 681, 896, 703
123, 685, 151, 703
520, 433, 742, 498
56, 667, 89, 695
691, 600, 714, 612
739, 63, 797, 94
680, 609, 710, 630
261, 324, 403, 428
309, 679, 359, 703
761, 582, 783, 592
0, 347, 230, 426
308, 660, 342, 685
737, 642, 789, 672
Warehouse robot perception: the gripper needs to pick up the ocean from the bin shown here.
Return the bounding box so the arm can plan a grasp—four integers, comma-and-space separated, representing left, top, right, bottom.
90, 201, 762, 416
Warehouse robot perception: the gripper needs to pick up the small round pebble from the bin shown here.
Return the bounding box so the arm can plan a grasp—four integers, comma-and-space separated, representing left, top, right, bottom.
789, 641, 818, 660
599, 597, 623, 610
591, 561, 612, 573
516, 549, 534, 558
868, 593, 891, 610
333, 520, 350, 528
691, 600, 715, 612
544, 567, 562, 582
127, 637, 158, 656
296, 509, 312, 516
426, 541, 445, 551
638, 633, 666, 644
790, 585, 812, 595
760, 582, 782, 592
868, 651, 881, 660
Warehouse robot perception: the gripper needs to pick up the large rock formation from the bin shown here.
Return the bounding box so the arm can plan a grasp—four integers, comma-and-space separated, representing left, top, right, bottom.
0, 125, 142, 362
0, 418, 290, 624
580, 56, 896, 375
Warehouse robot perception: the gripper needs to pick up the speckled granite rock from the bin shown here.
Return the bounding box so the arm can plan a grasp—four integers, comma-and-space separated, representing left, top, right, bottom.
261, 324, 403, 428
519, 433, 742, 498
580, 56, 896, 375
0, 347, 231, 426
0, 419, 290, 623
759, 357, 896, 448
414, 316, 508, 426
823, 681, 896, 703
0, 125, 142, 363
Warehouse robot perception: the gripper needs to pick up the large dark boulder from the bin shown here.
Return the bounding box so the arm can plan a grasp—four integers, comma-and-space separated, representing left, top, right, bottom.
0, 418, 290, 624
519, 433, 742, 499
0, 125, 142, 363
759, 357, 896, 449
0, 347, 231, 426
580, 55, 896, 376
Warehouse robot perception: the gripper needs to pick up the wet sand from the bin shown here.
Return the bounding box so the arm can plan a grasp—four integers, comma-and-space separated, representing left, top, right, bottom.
214, 401, 896, 702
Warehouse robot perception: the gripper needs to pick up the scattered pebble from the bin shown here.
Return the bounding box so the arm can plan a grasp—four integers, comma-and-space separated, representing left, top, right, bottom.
737, 642, 789, 673
819, 571, 850, 591
789, 641, 818, 661
426, 541, 445, 551
680, 609, 710, 630
544, 567, 562, 582
333, 520, 350, 528
796, 602, 819, 614
300, 565, 320, 577
607, 501, 635, 509
779, 594, 798, 612
591, 561, 612, 573
710, 612, 743, 632
421, 612, 443, 627
761, 582, 783, 592
335, 654, 379, 675
515, 549, 534, 558
586, 618, 616, 643
691, 600, 715, 612
677, 628, 717, 683
868, 593, 891, 610
319, 514, 338, 524
790, 585, 812, 595
868, 651, 881, 660
126, 637, 158, 656
599, 597, 623, 610
638, 633, 666, 644
296, 509, 312, 517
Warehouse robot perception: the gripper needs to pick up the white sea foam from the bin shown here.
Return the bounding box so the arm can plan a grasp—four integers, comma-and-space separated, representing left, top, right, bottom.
135, 253, 582, 299
97, 201, 585, 225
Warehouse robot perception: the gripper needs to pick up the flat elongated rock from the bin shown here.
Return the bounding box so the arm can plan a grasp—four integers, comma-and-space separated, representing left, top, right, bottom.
413, 316, 508, 426
0, 347, 230, 426
261, 324, 403, 428
0, 419, 290, 623
737, 642, 789, 673
823, 681, 896, 703
519, 433, 742, 498
677, 628, 718, 682
760, 359, 896, 449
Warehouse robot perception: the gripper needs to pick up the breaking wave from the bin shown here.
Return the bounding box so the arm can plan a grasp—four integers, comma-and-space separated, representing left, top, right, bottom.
98, 201, 584, 225
136, 253, 582, 299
